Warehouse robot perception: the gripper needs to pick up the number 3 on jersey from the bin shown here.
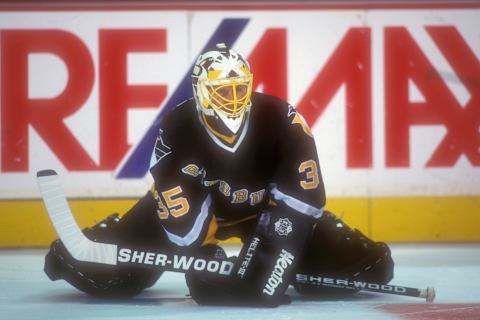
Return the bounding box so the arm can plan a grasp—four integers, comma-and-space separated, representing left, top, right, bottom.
153, 186, 190, 219
298, 160, 319, 190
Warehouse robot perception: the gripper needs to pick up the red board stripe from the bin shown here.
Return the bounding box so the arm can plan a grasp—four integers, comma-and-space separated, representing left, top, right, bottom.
376, 303, 480, 320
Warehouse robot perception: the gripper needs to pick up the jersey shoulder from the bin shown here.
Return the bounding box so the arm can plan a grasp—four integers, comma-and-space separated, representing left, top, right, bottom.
159, 98, 208, 143
250, 92, 291, 129
153, 99, 200, 157
251, 92, 291, 116
160, 98, 197, 132
250, 92, 312, 137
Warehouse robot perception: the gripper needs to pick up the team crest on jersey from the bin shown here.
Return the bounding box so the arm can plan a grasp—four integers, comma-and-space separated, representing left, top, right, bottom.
274, 218, 293, 236
181, 164, 202, 177
153, 129, 172, 162
287, 105, 313, 138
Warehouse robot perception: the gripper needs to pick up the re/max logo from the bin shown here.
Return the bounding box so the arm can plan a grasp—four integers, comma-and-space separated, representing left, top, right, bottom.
1, 16, 478, 175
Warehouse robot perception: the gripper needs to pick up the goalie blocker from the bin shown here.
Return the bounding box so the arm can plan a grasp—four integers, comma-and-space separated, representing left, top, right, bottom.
44, 191, 393, 303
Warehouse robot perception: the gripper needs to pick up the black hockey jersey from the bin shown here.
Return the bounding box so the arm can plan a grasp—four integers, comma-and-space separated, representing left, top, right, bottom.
149, 92, 326, 248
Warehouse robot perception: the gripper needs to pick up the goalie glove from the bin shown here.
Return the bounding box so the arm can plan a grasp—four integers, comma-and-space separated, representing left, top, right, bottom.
186, 210, 313, 307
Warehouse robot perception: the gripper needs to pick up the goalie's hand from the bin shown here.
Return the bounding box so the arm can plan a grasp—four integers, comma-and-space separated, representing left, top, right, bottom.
185, 266, 291, 307
186, 210, 313, 307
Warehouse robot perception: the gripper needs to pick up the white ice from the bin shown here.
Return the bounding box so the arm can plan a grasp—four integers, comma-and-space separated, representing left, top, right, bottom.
1, 244, 479, 320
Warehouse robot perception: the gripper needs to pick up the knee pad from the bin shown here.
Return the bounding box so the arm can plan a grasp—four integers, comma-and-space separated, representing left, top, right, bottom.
294, 211, 394, 295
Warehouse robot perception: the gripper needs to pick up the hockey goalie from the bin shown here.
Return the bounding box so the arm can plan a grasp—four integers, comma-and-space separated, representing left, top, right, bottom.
44, 43, 394, 307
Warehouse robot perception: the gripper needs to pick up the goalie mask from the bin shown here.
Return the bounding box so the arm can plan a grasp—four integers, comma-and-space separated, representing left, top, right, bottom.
192, 43, 253, 134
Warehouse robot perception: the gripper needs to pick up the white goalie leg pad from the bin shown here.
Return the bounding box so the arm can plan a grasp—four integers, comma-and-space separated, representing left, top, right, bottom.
37, 170, 118, 265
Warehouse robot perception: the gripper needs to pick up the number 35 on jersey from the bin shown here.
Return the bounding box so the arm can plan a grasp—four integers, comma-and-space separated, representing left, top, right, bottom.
152, 186, 190, 219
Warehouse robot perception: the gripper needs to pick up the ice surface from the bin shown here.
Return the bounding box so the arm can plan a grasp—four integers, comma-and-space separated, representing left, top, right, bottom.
1, 244, 479, 320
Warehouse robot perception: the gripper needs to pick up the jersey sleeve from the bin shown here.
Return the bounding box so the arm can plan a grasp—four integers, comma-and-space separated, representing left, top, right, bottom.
269, 104, 326, 219
149, 125, 213, 249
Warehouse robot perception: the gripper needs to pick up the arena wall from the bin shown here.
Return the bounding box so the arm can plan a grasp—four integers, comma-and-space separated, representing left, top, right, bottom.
1, 1, 479, 246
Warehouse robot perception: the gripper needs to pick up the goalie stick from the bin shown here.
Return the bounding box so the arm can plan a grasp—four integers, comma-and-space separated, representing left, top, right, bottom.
37, 169, 435, 302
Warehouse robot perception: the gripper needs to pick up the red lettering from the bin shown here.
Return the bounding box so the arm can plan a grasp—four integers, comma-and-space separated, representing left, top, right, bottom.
1, 30, 96, 172
385, 27, 479, 167
297, 28, 372, 168
426, 26, 480, 166
247, 29, 287, 100
99, 29, 167, 169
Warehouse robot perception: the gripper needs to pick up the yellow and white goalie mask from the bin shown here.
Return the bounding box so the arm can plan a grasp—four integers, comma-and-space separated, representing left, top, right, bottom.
192, 43, 253, 134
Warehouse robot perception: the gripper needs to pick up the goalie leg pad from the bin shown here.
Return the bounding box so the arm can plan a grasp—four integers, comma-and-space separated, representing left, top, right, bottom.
45, 239, 163, 297
44, 192, 167, 297
294, 211, 394, 296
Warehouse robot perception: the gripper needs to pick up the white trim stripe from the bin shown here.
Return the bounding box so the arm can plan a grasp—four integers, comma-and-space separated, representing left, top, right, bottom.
270, 186, 324, 219
163, 195, 212, 247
